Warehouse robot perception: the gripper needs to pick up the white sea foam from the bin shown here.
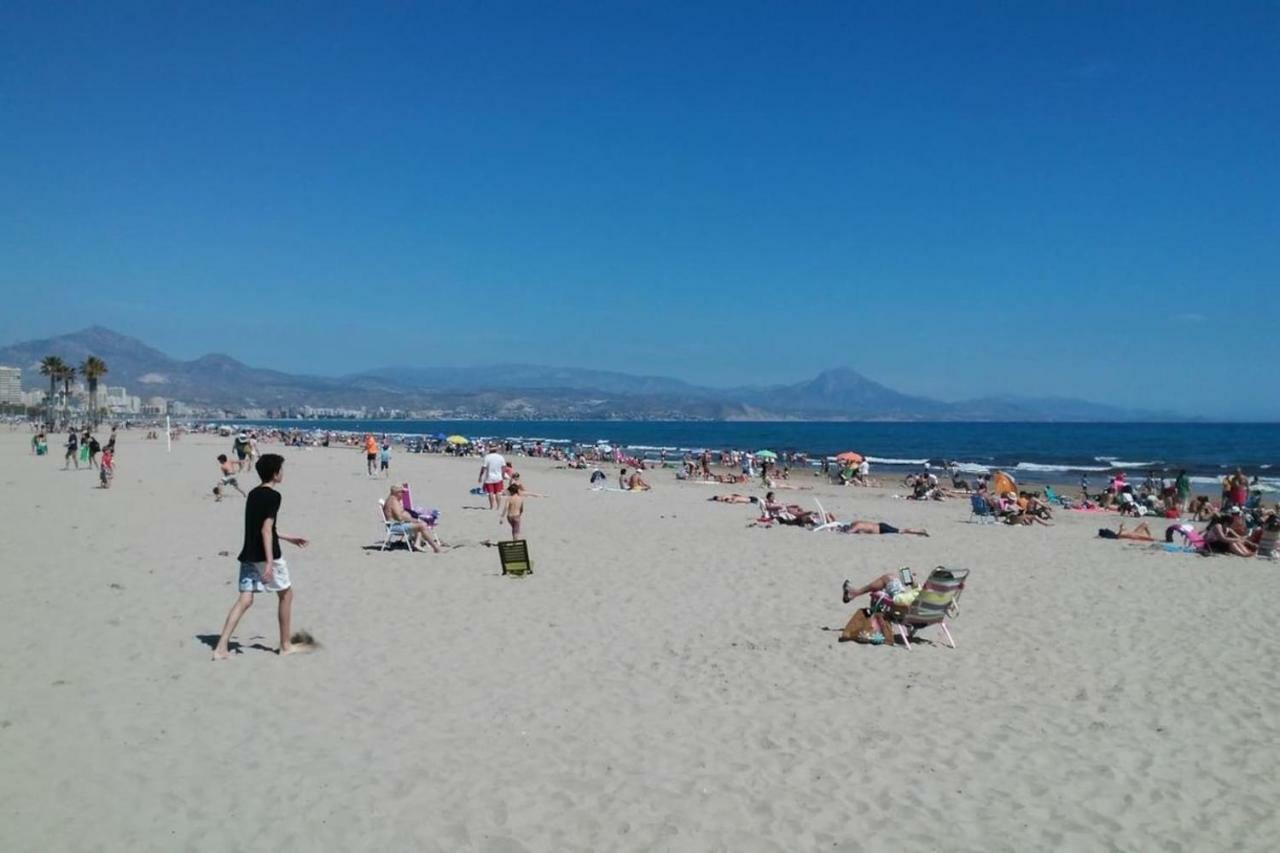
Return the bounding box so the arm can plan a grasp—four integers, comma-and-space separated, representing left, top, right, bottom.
1015, 462, 1109, 473
1105, 460, 1162, 469
951, 462, 992, 475
864, 456, 929, 466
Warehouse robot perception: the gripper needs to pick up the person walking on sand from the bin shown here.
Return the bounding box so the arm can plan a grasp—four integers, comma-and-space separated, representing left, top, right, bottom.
63, 429, 79, 470
479, 445, 507, 510
211, 453, 310, 660
363, 433, 379, 477
379, 442, 391, 478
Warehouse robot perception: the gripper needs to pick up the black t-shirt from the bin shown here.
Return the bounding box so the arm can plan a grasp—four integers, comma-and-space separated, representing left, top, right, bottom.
238, 485, 282, 563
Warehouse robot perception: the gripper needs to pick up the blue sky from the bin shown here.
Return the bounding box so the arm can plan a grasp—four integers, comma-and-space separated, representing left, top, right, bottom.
2, 2, 1277, 416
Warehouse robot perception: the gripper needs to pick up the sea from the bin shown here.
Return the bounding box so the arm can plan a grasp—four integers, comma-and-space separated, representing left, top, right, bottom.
216, 419, 1280, 491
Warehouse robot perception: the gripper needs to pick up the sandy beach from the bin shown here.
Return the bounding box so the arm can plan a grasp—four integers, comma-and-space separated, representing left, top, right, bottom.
2, 427, 1278, 852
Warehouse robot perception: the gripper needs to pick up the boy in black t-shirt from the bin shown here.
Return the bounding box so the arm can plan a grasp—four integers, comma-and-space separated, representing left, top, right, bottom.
211, 454, 311, 660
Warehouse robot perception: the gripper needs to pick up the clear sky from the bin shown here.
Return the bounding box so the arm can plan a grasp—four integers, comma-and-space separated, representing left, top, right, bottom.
2, 2, 1277, 417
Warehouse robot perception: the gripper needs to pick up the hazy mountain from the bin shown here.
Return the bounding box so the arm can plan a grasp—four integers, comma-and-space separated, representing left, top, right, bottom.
0, 326, 1178, 420
736, 368, 949, 418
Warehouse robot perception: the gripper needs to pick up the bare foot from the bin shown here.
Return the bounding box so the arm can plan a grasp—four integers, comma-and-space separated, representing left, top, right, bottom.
211, 649, 230, 661
842, 579, 853, 603
279, 644, 312, 656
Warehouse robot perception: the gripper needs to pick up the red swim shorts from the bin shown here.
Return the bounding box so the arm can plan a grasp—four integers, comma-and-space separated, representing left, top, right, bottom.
483, 481, 503, 495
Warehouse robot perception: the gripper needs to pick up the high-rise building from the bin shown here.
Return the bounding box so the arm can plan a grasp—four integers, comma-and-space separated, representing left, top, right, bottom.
0, 366, 22, 405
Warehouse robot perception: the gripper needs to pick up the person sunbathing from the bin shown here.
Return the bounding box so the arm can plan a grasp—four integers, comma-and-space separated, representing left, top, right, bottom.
709, 493, 756, 503
383, 485, 442, 553
1097, 521, 1155, 541
760, 491, 831, 526
841, 573, 919, 607
841, 520, 929, 537
1204, 514, 1257, 556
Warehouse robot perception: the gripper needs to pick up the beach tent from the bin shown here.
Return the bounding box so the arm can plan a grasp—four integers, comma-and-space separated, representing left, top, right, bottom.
991, 470, 1017, 496
446, 435, 469, 446
835, 451, 863, 464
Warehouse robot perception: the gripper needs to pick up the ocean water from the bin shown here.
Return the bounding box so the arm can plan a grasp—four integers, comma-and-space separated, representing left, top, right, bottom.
222, 419, 1280, 487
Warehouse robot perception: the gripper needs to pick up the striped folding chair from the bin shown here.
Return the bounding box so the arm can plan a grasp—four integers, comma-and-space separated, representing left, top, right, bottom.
873, 567, 969, 650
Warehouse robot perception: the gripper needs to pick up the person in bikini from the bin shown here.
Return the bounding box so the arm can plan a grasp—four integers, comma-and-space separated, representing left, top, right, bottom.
1097, 520, 1156, 541
1204, 510, 1257, 556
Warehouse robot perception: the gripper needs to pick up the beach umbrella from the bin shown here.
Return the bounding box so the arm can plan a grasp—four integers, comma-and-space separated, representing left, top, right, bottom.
991, 470, 1017, 496
446, 435, 469, 446
756, 449, 778, 459
433, 432, 447, 440
835, 451, 863, 464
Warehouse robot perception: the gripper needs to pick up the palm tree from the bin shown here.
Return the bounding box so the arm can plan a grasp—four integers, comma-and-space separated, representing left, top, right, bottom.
39, 356, 65, 427
80, 356, 108, 426
59, 364, 76, 425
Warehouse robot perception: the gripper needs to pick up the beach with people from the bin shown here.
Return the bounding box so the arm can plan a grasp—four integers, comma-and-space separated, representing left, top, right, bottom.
2, 426, 1279, 851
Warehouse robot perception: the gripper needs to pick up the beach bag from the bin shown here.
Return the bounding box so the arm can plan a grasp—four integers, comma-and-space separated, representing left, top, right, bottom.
840, 608, 885, 643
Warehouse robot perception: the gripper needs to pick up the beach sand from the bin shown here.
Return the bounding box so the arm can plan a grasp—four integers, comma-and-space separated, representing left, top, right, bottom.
2, 429, 1278, 852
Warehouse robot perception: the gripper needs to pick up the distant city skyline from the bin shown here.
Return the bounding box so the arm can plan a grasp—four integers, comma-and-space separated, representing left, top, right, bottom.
2, 3, 1277, 418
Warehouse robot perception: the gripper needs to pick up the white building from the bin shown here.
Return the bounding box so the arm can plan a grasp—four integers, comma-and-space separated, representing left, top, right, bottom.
141, 396, 167, 416
0, 366, 21, 405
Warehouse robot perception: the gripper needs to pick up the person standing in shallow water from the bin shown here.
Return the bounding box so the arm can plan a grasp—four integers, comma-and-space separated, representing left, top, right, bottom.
211, 453, 311, 660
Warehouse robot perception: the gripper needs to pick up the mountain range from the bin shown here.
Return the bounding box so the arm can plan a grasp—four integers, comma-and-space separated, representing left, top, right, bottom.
0, 326, 1175, 421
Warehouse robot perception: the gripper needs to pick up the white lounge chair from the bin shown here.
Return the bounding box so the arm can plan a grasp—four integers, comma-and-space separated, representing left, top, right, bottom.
378, 499, 416, 551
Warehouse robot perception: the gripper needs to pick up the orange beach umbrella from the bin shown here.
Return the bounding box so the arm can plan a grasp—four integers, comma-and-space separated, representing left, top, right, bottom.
991, 470, 1017, 497
835, 451, 863, 464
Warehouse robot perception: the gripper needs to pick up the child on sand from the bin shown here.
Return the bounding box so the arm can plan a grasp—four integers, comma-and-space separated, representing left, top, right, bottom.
499, 482, 525, 540
211, 453, 311, 660
99, 448, 114, 488
379, 443, 391, 477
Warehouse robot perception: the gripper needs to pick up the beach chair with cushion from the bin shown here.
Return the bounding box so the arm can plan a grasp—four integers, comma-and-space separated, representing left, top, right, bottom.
968, 494, 996, 524
499, 539, 533, 576
870, 567, 969, 650
378, 500, 416, 552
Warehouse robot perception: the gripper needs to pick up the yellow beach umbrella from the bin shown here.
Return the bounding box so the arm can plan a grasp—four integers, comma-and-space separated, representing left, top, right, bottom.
446, 435, 469, 446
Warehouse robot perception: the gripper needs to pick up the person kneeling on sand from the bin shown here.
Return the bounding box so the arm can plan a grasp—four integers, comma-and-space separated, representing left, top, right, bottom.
383, 484, 442, 553
841, 520, 929, 537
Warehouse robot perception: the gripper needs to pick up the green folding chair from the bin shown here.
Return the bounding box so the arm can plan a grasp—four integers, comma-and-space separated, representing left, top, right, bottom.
498, 540, 533, 576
